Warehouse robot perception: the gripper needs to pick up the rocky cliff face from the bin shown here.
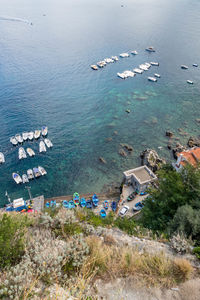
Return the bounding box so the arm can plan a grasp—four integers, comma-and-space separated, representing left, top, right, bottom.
140, 149, 166, 172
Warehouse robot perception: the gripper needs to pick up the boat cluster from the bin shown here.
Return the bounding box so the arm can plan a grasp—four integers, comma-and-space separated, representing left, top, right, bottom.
18, 138, 53, 160
90, 47, 155, 70
181, 64, 198, 85
12, 166, 47, 184
10, 126, 48, 146
117, 61, 160, 82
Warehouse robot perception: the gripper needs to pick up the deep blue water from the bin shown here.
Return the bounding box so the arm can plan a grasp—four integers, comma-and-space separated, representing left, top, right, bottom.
0, 0, 200, 205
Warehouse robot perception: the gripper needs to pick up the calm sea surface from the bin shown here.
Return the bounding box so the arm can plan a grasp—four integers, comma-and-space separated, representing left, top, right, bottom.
0, 0, 200, 205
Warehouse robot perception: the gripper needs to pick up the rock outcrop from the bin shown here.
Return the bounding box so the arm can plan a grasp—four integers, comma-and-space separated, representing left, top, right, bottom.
172, 143, 187, 159
140, 149, 166, 172
187, 137, 200, 148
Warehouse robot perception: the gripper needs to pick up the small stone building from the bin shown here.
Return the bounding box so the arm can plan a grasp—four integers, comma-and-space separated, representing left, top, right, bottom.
123, 165, 157, 192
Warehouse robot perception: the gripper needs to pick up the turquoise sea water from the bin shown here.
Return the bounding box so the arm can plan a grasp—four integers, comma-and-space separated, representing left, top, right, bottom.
0, 0, 200, 205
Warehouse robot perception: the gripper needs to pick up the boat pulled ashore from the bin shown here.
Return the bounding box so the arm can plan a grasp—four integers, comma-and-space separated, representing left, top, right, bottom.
41, 126, 48, 136
34, 130, 41, 139
148, 77, 157, 82
27, 169, 34, 180
39, 141, 46, 153
91, 64, 98, 70
22, 132, 29, 141
44, 138, 53, 148
0, 152, 5, 164
12, 173, 22, 184
27, 148, 35, 157
33, 167, 41, 178
22, 174, 29, 183
145, 46, 156, 52
19, 147, 27, 160
15, 134, 23, 143
28, 131, 34, 141
10, 136, 18, 146
119, 52, 129, 58
38, 166, 47, 176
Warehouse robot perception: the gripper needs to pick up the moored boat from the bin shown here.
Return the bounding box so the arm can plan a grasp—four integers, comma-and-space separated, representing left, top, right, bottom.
193, 63, 198, 67
26, 148, 35, 157
119, 52, 129, 58
39, 141, 46, 153
148, 77, 157, 82
10, 136, 18, 146
181, 65, 188, 69
145, 46, 155, 52
22, 174, 29, 183
34, 130, 41, 139
133, 68, 143, 74
18, 147, 27, 160
139, 64, 149, 71
38, 165, 47, 176
104, 58, 114, 63
154, 73, 161, 78
44, 138, 53, 148
131, 50, 138, 55
15, 134, 23, 143
41, 126, 48, 136
97, 61, 106, 68
0, 152, 5, 164
111, 56, 118, 61
12, 173, 22, 184
22, 132, 28, 141
150, 62, 159, 66
27, 169, 34, 180
28, 131, 34, 140
117, 72, 126, 79
91, 64, 98, 70
33, 167, 41, 178
187, 80, 193, 84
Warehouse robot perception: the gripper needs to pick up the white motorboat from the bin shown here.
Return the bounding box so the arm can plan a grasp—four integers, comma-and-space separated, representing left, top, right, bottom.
22, 132, 28, 141
131, 50, 138, 55
193, 64, 198, 67
150, 62, 159, 66
133, 68, 143, 74
33, 167, 41, 178
187, 80, 193, 84
97, 61, 106, 68
181, 65, 188, 70
104, 58, 114, 63
19, 147, 27, 160
28, 131, 34, 140
38, 165, 47, 176
117, 72, 126, 79
123, 70, 135, 78
139, 64, 149, 71
119, 53, 129, 58
10, 136, 18, 146
27, 169, 34, 180
15, 134, 23, 143
27, 147, 35, 157
148, 77, 157, 82
91, 65, 98, 70
39, 141, 46, 153
0, 152, 5, 164
145, 46, 156, 52
34, 130, 41, 139
154, 73, 161, 78
44, 138, 53, 148
144, 63, 151, 68
22, 174, 29, 183
41, 126, 48, 136
111, 56, 118, 61
12, 173, 22, 184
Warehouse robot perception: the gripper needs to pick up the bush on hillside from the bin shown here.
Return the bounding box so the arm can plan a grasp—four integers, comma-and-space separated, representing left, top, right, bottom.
170, 233, 193, 254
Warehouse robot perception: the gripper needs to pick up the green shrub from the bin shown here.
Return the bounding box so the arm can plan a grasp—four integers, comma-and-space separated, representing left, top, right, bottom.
193, 247, 200, 259
114, 217, 136, 235
0, 214, 30, 269
63, 222, 83, 236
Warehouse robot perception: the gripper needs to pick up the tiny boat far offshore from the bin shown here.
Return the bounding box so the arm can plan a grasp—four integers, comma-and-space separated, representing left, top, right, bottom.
44, 138, 53, 148
19, 147, 27, 160
41, 126, 48, 136
12, 173, 22, 184
27, 169, 34, 180
145, 46, 156, 52
27, 148, 35, 157
39, 141, 46, 153
22, 174, 29, 183
0, 152, 5, 164
10, 136, 18, 146
38, 166, 47, 176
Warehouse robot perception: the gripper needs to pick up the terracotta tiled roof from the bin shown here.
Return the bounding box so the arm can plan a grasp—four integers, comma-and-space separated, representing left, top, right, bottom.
177, 147, 200, 167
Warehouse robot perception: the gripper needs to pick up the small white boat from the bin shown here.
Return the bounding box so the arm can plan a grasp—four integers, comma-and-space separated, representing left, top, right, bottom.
38, 165, 47, 176
0, 152, 5, 164
187, 80, 193, 84
41, 126, 48, 137
22, 174, 29, 183
12, 173, 22, 184
91, 64, 98, 70
111, 56, 118, 61
27, 148, 35, 157
148, 77, 157, 82
22, 132, 28, 141
34, 130, 41, 139
154, 73, 161, 78
144, 63, 151, 68
119, 52, 129, 58
193, 63, 198, 67
39, 141, 46, 153
10, 136, 18, 146
19, 147, 27, 160
15, 134, 23, 143
104, 58, 114, 63
131, 50, 138, 55
33, 167, 41, 178
27, 169, 34, 180
150, 62, 159, 66
97, 61, 106, 68
123, 70, 135, 78
139, 64, 149, 71
145, 46, 155, 52
28, 132, 34, 140
181, 65, 188, 69
133, 68, 143, 74
44, 138, 53, 148
117, 72, 126, 79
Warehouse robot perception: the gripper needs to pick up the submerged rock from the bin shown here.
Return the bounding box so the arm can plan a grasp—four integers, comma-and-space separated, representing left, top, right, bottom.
120, 143, 133, 152
125, 109, 131, 113
99, 157, 107, 164
118, 149, 127, 157
140, 149, 166, 172
196, 118, 200, 123
166, 131, 173, 138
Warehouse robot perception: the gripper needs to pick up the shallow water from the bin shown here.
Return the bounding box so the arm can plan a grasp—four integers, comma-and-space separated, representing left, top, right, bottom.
0, 0, 200, 205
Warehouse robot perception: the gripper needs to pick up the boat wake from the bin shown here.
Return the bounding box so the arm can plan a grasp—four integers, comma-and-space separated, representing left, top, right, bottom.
0, 16, 32, 25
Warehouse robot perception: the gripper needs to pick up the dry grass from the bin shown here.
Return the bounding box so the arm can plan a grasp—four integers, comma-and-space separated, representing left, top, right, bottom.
81, 236, 193, 288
